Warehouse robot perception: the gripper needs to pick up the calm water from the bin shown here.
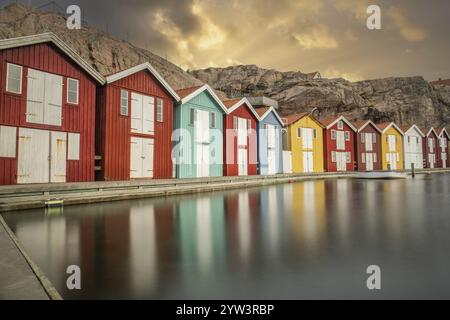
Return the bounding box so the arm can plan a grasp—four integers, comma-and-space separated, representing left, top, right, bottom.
3, 174, 450, 299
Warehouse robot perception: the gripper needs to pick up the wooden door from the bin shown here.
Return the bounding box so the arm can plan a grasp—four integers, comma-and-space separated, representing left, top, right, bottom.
50, 131, 67, 183
17, 128, 50, 184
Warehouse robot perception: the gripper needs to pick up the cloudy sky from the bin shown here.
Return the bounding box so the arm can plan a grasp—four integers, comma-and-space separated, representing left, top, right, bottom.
28, 0, 450, 81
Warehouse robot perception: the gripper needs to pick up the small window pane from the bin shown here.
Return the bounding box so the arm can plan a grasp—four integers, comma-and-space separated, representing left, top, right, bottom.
67, 78, 79, 104
6, 63, 22, 94
120, 90, 128, 116
210, 112, 216, 128
297, 128, 301, 138
157, 98, 163, 122
189, 109, 195, 125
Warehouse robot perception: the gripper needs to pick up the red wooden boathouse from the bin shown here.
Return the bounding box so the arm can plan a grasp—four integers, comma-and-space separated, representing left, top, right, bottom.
353, 120, 382, 171
422, 127, 439, 168
0, 33, 104, 185
436, 128, 450, 168
95, 62, 180, 181
320, 115, 357, 172
222, 98, 259, 176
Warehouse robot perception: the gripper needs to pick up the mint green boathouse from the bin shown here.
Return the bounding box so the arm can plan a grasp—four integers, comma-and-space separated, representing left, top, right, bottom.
173, 84, 228, 178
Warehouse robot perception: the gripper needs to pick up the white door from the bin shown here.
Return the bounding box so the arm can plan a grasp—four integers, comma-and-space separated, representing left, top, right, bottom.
388, 135, 396, 152
17, 128, 50, 184
195, 110, 210, 178
237, 118, 248, 176
387, 153, 397, 170
26, 69, 45, 124
142, 138, 154, 178
131, 93, 143, 133
267, 148, 276, 174
266, 124, 277, 174
365, 133, 373, 151
44, 72, 63, 126
336, 131, 345, 150
50, 131, 67, 183
130, 137, 154, 178
429, 154, 435, 168
142, 95, 155, 135
303, 151, 314, 173
336, 152, 347, 171
130, 137, 143, 178
442, 153, 447, 168
366, 153, 373, 171
302, 128, 313, 149
238, 147, 248, 176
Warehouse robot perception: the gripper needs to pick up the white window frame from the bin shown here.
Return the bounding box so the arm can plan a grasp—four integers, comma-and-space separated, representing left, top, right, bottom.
66, 78, 79, 105
210, 112, 216, 128
331, 151, 336, 163
346, 152, 351, 163
120, 89, 129, 116
156, 98, 163, 122
331, 129, 336, 140
337, 121, 343, 130
373, 153, 377, 163
6, 63, 23, 94
345, 131, 350, 141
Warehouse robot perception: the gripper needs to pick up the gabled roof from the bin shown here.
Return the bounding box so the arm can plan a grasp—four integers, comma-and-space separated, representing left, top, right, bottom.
320, 115, 357, 132
105, 62, 179, 101
176, 84, 228, 113
377, 122, 404, 135
421, 127, 438, 137
222, 97, 260, 120
435, 128, 450, 139
0, 33, 105, 84
401, 124, 425, 137
254, 106, 284, 126
284, 113, 308, 126
353, 119, 382, 133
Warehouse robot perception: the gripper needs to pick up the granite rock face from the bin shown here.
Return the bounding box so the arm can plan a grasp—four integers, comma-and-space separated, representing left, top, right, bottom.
0, 4, 201, 90
190, 65, 450, 129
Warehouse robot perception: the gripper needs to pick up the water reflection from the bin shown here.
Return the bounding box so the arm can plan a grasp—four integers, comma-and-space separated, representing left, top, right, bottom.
4, 174, 450, 299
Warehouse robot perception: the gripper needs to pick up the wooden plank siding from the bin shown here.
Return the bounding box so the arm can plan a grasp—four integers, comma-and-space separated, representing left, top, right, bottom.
95, 70, 175, 181
223, 101, 258, 176
0, 43, 97, 184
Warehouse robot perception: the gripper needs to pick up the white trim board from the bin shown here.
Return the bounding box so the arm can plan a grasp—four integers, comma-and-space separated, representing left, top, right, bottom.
0, 33, 105, 84
179, 84, 228, 113
225, 98, 261, 120
325, 115, 357, 132
105, 62, 180, 101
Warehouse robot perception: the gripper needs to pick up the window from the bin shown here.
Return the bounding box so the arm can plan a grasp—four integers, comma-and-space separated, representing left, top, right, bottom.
408, 136, 410, 144
361, 133, 365, 143
313, 128, 317, 139
331, 151, 336, 163
233, 116, 238, 130
68, 133, 80, 160
0, 125, 16, 158
210, 112, 216, 128
345, 131, 350, 141
331, 129, 336, 140
67, 78, 79, 104
346, 152, 351, 163
156, 98, 163, 122
373, 153, 377, 163
189, 108, 195, 125
337, 120, 343, 130
120, 90, 128, 116
361, 153, 366, 163
297, 128, 301, 138
6, 63, 22, 94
